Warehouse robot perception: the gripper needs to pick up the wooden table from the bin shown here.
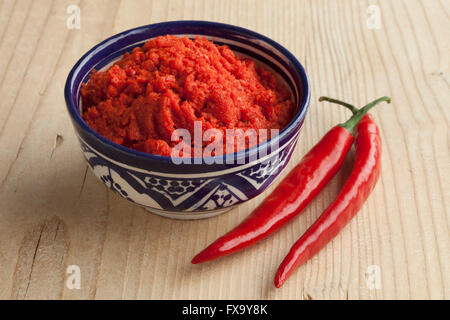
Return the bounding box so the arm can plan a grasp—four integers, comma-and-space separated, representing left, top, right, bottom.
0, 0, 448, 300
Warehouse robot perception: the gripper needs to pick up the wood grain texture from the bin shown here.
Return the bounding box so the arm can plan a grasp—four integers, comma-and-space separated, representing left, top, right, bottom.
11, 216, 68, 300
0, 0, 448, 299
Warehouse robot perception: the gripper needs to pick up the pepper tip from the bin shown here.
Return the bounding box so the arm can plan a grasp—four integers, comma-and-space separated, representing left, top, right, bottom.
191, 254, 203, 264
191, 249, 213, 264
274, 271, 285, 288
274, 277, 283, 288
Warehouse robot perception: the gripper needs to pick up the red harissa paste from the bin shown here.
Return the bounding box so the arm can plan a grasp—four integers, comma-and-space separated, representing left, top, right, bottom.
81, 35, 295, 157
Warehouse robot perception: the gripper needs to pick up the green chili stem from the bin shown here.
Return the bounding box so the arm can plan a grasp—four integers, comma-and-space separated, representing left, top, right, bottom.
318, 96, 359, 114
319, 96, 391, 135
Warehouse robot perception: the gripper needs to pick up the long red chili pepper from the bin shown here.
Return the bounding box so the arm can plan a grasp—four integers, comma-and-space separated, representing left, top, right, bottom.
192, 96, 389, 265
274, 96, 390, 287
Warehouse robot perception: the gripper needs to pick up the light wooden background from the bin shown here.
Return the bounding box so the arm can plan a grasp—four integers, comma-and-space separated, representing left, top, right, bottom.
0, 0, 448, 300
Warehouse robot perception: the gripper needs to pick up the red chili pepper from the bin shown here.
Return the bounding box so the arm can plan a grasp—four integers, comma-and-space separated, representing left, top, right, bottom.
192, 96, 389, 265
274, 96, 390, 288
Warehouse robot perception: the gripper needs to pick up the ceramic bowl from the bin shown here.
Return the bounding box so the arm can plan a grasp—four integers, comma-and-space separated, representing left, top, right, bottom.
64, 21, 310, 219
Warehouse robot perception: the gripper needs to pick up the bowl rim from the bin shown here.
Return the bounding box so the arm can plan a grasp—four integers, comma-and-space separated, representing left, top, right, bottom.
64, 20, 311, 165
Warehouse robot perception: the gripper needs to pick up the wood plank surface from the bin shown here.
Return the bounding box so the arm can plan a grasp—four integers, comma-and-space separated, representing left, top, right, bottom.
0, 0, 448, 299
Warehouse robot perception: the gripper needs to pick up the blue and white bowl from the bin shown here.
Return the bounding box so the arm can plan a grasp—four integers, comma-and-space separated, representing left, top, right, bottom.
64, 21, 310, 219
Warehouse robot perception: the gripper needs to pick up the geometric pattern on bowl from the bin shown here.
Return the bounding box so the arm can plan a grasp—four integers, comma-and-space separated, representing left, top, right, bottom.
80, 129, 299, 219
